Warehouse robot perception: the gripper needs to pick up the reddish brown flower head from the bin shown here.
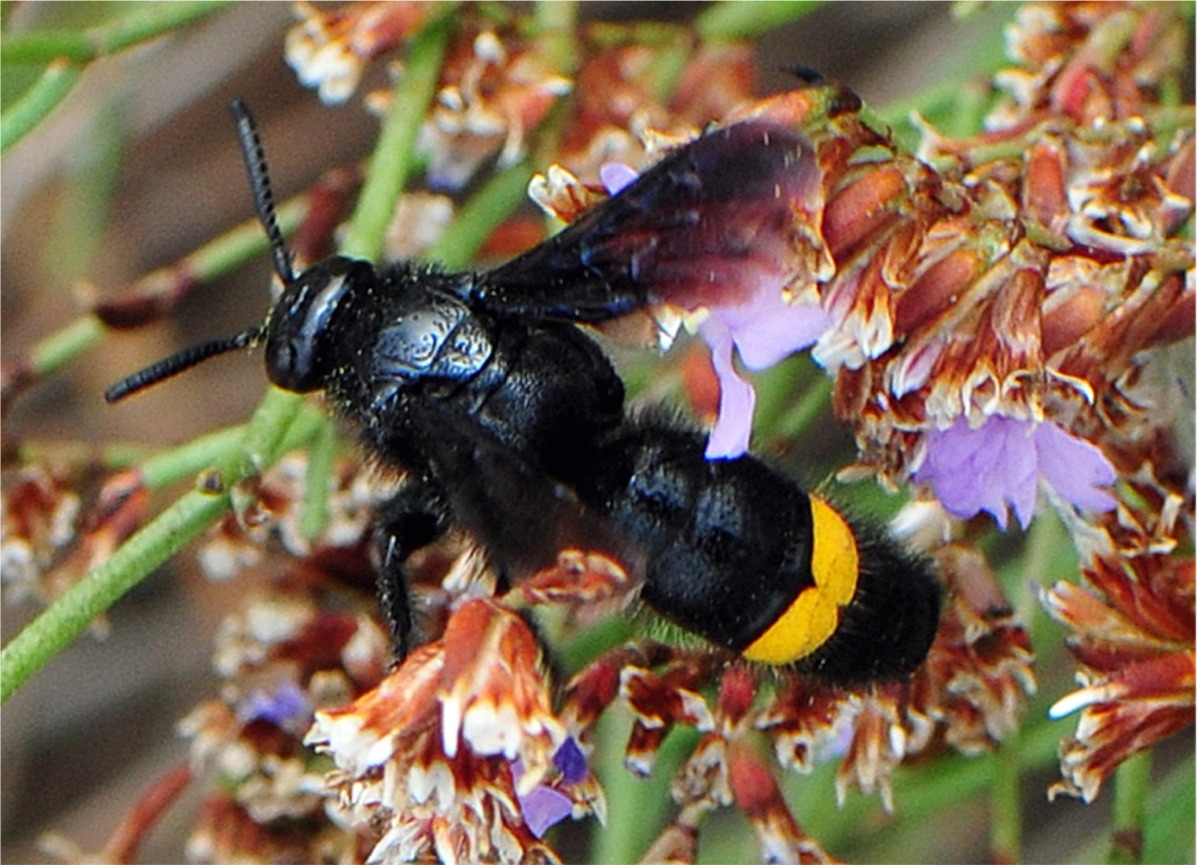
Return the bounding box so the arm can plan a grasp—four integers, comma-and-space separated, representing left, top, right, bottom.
419, 28, 571, 189
286, 1, 429, 104
1042, 551, 1194, 802
1, 463, 147, 629
728, 744, 838, 865
991, 2, 1191, 127
307, 598, 601, 863
914, 545, 1037, 753
198, 453, 389, 581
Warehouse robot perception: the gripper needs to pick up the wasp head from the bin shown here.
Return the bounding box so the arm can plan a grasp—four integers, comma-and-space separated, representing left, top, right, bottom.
263, 255, 376, 394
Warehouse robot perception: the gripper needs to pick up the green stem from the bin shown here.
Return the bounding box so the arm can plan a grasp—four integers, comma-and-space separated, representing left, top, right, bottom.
0, 59, 82, 153
1109, 749, 1152, 864
0, 392, 318, 704
29, 315, 103, 376
341, 13, 453, 260
990, 734, 1022, 865
188, 196, 307, 282
0, 486, 228, 703
695, 1, 821, 41
425, 160, 535, 270
773, 371, 834, 441
0, 2, 231, 63
590, 711, 695, 864
140, 406, 326, 491
300, 415, 337, 541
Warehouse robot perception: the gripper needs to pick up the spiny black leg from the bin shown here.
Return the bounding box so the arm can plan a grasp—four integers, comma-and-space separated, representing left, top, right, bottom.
372, 476, 452, 658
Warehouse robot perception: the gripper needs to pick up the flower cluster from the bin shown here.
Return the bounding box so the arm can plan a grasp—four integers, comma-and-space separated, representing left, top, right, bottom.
286, 3, 757, 196
1040, 493, 1194, 803
197, 451, 389, 581
1, 461, 145, 629
285, 1, 428, 104
306, 597, 605, 864
521, 3, 1192, 537
181, 543, 393, 862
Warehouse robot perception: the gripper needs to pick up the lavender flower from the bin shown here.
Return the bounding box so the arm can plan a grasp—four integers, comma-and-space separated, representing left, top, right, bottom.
512, 737, 589, 838
913, 416, 1117, 530
697, 287, 830, 458
236, 680, 312, 732
600, 159, 832, 459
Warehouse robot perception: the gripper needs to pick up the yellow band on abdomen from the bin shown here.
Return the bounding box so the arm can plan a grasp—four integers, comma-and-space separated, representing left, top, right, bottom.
743, 496, 859, 664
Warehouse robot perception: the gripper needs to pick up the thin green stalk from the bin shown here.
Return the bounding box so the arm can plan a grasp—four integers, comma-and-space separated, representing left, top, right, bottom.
1142, 751, 1195, 864
0, 486, 227, 703
533, 0, 576, 44
425, 160, 536, 270
0, 2, 230, 64
990, 733, 1023, 864
1109, 749, 1152, 864
341, 13, 453, 261
300, 415, 337, 541
140, 406, 326, 492
0, 389, 317, 704
13, 440, 150, 471
773, 372, 835, 441
189, 195, 307, 281
29, 315, 103, 376
46, 93, 126, 281
645, 39, 691, 106
591, 710, 696, 864
695, 1, 821, 41
2, 3, 231, 151
1, 58, 82, 152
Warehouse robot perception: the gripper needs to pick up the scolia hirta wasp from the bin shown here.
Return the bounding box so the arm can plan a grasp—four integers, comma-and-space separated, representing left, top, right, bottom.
107, 100, 941, 685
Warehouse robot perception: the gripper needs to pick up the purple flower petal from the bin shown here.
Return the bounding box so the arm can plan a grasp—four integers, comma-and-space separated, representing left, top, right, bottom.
599, 162, 639, 195
697, 288, 831, 460
915, 416, 1117, 530
701, 317, 756, 459
1033, 422, 1117, 513
518, 784, 574, 838
915, 418, 1000, 528
236, 680, 311, 728
710, 285, 830, 371
601, 154, 834, 462
553, 737, 588, 784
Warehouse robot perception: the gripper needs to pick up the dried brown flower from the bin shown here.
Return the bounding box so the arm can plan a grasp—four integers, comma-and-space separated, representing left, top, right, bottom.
1042, 527, 1194, 802
286, 1, 428, 104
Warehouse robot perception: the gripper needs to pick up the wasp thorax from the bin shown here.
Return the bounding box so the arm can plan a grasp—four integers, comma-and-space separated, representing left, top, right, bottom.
264, 256, 375, 393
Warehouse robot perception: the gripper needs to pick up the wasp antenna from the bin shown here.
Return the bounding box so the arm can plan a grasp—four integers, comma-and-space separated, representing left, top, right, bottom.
104, 326, 263, 403
228, 99, 295, 287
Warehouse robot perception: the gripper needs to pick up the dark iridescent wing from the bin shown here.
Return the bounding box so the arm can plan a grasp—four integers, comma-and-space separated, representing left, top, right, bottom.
468, 118, 819, 322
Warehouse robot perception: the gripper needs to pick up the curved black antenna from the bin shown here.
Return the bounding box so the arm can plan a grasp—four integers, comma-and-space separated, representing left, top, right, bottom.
104, 325, 263, 403
228, 99, 295, 286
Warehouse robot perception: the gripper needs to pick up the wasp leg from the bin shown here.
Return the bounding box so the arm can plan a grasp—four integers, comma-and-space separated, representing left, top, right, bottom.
372, 476, 452, 657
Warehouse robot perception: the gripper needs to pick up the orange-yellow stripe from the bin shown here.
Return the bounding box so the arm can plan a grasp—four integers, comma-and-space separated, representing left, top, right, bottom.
743, 496, 859, 664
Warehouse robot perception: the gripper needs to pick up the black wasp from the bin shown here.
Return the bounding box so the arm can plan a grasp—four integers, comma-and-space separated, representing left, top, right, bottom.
107, 100, 941, 685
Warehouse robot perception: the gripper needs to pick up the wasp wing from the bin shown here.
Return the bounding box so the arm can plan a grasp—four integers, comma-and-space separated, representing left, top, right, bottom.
470, 119, 820, 322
